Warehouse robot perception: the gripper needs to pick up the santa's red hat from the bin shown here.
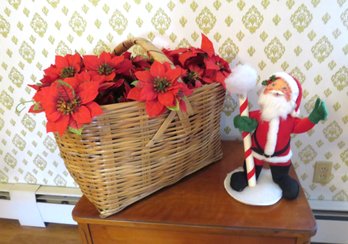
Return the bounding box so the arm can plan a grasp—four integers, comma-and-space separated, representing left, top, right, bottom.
272, 72, 302, 117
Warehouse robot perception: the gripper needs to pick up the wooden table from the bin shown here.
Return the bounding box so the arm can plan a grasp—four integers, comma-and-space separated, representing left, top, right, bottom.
72, 141, 316, 244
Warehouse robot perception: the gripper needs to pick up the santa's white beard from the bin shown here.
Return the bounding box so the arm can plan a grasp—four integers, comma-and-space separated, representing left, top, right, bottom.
258, 90, 295, 121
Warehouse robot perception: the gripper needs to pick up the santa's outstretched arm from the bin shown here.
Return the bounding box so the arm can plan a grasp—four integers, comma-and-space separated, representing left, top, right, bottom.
293, 98, 328, 133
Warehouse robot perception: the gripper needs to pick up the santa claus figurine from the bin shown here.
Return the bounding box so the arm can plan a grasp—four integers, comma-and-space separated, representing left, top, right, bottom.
230, 72, 328, 200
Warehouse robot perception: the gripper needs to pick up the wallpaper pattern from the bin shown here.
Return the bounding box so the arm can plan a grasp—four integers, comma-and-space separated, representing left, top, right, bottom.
0, 0, 347, 202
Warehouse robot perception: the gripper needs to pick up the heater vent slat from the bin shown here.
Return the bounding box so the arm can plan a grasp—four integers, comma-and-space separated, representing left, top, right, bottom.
36, 194, 79, 205
313, 210, 348, 221
0, 191, 10, 200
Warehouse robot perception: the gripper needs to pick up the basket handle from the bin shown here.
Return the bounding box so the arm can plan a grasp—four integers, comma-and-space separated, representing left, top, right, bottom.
114, 38, 193, 147
114, 38, 172, 64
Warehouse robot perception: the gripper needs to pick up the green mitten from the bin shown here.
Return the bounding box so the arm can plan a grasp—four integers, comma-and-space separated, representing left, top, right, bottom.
309, 98, 328, 124
233, 115, 258, 132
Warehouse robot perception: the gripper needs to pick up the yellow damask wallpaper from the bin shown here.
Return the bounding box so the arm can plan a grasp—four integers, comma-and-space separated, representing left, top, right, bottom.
0, 0, 347, 202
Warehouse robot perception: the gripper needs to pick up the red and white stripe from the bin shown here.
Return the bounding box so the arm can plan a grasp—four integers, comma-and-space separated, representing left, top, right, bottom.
238, 95, 256, 187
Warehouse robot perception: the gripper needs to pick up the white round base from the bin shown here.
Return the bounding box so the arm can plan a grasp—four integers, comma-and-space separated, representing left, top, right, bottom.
224, 168, 282, 206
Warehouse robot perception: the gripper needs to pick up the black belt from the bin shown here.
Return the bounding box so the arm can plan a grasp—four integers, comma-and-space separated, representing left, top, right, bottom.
251, 132, 290, 158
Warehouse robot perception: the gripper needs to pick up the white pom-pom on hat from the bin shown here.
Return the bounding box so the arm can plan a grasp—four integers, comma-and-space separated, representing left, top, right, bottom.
225, 64, 258, 95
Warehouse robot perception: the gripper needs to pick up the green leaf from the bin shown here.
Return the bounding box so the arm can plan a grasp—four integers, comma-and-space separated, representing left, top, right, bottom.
33, 102, 41, 111
68, 127, 83, 135
57, 79, 75, 97
131, 80, 139, 86
167, 99, 180, 111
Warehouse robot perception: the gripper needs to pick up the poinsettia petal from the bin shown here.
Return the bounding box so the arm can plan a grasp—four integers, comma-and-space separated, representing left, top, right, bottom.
165, 67, 182, 82
179, 99, 187, 112
115, 59, 133, 75
47, 110, 62, 122
150, 61, 165, 77
83, 55, 100, 71
104, 72, 116, 81
69, 53, 82, 72
63, 77, 79, 90
46, 115, 69, 135
202, 76, 214, 84
72, 105, 92, 124
110, 55, 124, 67
204, 58, 220, 70
135, 70, 152, 82
111, 78, 124, 88
215, 71, 226, 84
68, 119, 81, 130
55, 55, 68, 69
146, 100, 165, 117
194, 80, 203, 88
178, 51, 197, 66
158, 92, 175, 107
180, 83, 193, 96
78, 81, 99, 104
99, 52, 111, 63
85, 102, 103, 118
99, 82, 115, 92
140, 86, 157, 101
127, 87, 142, 101
201, 34, 215, 57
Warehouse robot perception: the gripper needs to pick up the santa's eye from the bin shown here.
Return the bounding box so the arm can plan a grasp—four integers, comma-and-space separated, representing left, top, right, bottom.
282, 87, 287, 90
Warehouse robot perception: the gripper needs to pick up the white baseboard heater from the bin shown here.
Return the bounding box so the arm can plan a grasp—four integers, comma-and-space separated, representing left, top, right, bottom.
310, 200, 348, 244
1, 183, 348, 244
0, 183, 81, 227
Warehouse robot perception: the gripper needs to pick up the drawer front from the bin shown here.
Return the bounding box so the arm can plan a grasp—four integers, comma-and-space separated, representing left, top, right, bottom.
89, 224, 298, 244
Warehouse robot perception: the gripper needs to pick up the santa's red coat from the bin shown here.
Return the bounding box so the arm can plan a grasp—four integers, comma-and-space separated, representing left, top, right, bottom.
249, 111, 315, 166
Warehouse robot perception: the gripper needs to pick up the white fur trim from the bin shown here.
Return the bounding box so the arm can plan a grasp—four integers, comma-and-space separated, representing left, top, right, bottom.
252, 150, 293, 163
291, 108, 301, 117
264, 118, 279, 156
273, 72, 299, 104
225, 64, 257, 95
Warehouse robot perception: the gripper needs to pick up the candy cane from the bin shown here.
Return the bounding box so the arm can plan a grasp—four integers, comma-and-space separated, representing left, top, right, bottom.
225, 64, 258, 187
238, 94, 256, 187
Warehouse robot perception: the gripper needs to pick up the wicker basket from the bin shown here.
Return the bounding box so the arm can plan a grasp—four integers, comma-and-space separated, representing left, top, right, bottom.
55, 38, 225, 218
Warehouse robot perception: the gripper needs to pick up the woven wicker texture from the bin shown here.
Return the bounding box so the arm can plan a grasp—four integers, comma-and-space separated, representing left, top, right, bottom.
55, 38, 225, 218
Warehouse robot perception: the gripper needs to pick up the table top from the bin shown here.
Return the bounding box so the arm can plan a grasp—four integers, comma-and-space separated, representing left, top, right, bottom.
73, 141, 316, 236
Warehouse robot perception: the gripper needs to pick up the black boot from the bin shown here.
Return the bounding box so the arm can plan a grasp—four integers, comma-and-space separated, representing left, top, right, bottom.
230, 162, 262, 192
270, 165, 299, 200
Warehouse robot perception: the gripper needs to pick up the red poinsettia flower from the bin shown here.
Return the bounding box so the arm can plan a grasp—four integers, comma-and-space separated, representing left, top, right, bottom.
203, 55, 231, 87
29, 54, 82, 93
127, 61, 191, 117
178, 47, 205, 68
83, 52, 124, 81
162, 47, 189, 65
182, 64, 204, 89
165, 34, 231, 87
131, 55, 152, 73
39, 72, 103, 135
39, 65, 60, 87
55, 53, 82, 79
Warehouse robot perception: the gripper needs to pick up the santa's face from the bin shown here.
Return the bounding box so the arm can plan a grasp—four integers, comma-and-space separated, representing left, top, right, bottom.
259, 78, 295, 121
263, 78, 292, 101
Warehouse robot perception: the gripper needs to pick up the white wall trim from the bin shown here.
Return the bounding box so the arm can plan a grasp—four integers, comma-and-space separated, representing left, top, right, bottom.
0, 183, 81, 227
309, 199, 348, 212
311, 220, 348, 244
309, 199, 348, 244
